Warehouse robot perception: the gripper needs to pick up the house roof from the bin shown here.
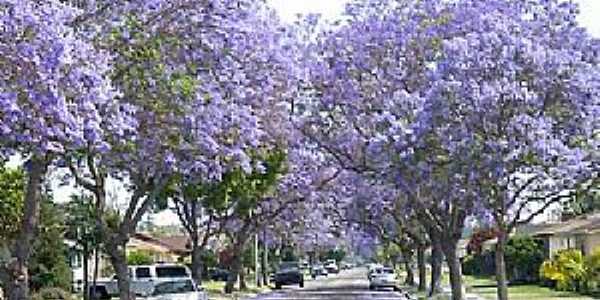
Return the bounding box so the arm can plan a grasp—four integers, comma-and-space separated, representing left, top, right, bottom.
156, 236, 191, 253
132, 233, 191, 254
129, 237, 173, 253
526, 213, 600, 237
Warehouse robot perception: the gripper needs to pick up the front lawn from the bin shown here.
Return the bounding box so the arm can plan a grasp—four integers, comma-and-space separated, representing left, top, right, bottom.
464, 276, 594, 300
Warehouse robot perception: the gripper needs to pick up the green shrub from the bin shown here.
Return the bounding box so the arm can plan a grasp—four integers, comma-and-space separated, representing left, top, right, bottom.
505, 236, 544, 282
584, 248, 600, 293
31, 287, 72, 300
30, 200, 72, 291
462, 255, 482, 276
461, 251, 495, 278
127, 250, 154, 265
540, 249, 586, 291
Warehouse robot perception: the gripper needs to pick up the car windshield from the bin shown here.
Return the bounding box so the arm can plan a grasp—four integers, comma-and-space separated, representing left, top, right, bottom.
152, 280, 195, 295
156, 266, 188, 278
378, 268, 394, 274
279, 262, 298, 270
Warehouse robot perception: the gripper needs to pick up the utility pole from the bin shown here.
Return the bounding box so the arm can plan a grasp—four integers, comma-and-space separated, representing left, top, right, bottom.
262, 228, 269, 286
255, 231, 261, 287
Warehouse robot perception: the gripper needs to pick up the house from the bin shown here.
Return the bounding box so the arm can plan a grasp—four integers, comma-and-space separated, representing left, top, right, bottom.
475, 213, 600, 259
128, 233, 191, 263
519, 213, 600, 258
569, 218, 600, 256
457, 238, 470, 259
67, 233, 192, 292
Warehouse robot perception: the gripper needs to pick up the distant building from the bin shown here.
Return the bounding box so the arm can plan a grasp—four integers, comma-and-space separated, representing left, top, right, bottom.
477, 213, 600, 259
517, 213, 600, 258
128, 233, 191, 262
66, 233, 192, 292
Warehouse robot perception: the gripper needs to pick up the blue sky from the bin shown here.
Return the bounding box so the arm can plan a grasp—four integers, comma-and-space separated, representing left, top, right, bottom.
268, 0, 600, 37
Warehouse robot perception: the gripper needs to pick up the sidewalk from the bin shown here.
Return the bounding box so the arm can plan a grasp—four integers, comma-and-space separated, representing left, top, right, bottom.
405, 279, 485, 300
204, 280, 272, 300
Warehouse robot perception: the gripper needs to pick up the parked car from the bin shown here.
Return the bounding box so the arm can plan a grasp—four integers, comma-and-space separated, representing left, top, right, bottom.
273, 262, 304, 289
299, 260, 310, 270
90, 264, 192, 300
324, 260, 339, 274
207, 268, 230, 281
341, 262, 354, 270
310, 264, 328, 278
367, 263, 383, 280
369, 267, 400, 291
144, 279, 208, 300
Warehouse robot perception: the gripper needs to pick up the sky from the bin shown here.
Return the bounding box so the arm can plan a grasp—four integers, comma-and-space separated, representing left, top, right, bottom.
268, 0, 600, 37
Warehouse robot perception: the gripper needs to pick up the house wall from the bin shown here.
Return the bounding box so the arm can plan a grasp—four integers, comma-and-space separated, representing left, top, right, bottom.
583, 232, 600, 256
68, 248, 109, 293
548, 235, 578, 257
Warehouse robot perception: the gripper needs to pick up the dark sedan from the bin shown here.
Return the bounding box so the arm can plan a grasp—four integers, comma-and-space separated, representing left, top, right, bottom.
207, 268, 230, 281
273, 262, 304, 289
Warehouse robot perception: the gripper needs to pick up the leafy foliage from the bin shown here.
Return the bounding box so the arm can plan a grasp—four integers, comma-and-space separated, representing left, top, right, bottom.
126, 250, 154, 266
375, 242, 402, 265
64, 195, 101, 254
320, 249, 346, 263
31, 287, 73, 300
540, 249, 586, 291
462, 252, 495, 277
505, 236, 545, 283
0, 166, 24, 244
584, 248, 600, 293
30, 199, 72, 291
467, 228, 499, 254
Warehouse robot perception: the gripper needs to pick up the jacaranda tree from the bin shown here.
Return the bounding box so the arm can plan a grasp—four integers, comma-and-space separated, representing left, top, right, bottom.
303, 1, 599, 300
0, 1, 130, 299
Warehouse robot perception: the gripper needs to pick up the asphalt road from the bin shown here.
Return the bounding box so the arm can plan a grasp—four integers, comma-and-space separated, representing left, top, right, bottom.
246, 268, 414, 300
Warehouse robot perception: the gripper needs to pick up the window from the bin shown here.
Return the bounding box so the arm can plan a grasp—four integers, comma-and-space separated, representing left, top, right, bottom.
152, 280, 195, 295
135, 267, 151, 278
156, 266, 188, 278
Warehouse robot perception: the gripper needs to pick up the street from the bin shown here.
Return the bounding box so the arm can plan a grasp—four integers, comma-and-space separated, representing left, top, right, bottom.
246, 268, 413, 300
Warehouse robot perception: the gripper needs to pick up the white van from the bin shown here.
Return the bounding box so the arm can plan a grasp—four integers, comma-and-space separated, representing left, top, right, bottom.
90, 264, 193, 299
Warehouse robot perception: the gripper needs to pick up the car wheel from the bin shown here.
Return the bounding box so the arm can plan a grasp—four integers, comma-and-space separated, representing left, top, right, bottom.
369, 285, 375, 291
89, 288, 109, 300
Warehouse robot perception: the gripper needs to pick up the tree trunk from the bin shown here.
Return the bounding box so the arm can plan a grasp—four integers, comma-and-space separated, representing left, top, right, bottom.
429, 232, 443, 297
442, 240, 464, 300
83, 243, 90, 300
262, 240, 268, 286
91, 246, 99, 300
417, 245, 427, 292
191, 241, 203, 284
239, 266, 247, 291
495, 230, 509, 300
254, 235, 260, 288
404, 258, 415, 286
108, 241, 134, 300
7, 157, 47, 300
225, 253, 242, 294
